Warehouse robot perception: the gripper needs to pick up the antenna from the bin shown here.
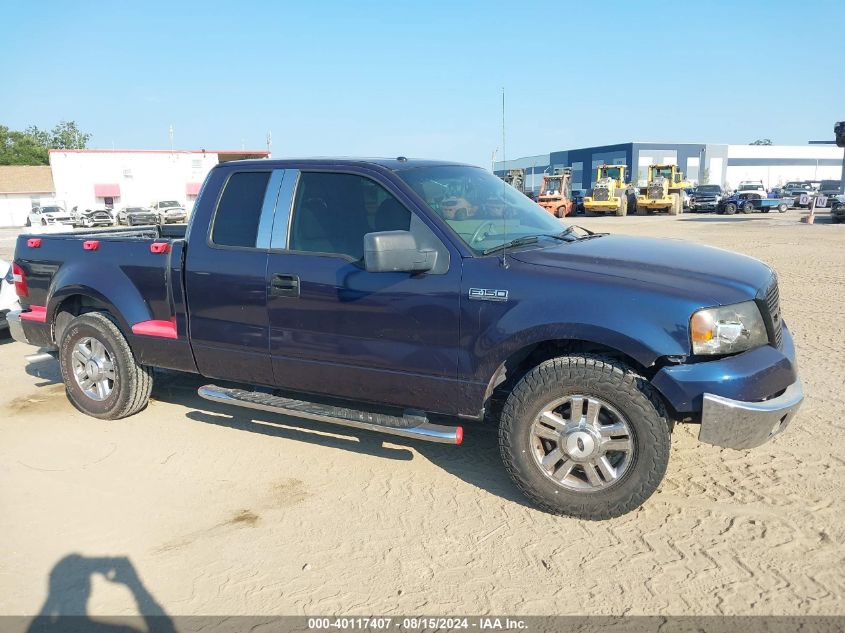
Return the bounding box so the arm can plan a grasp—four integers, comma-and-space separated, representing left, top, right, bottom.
500, 87, 509, 269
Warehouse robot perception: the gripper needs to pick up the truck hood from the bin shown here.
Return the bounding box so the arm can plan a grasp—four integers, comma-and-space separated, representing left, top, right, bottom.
510, 234, 773, 306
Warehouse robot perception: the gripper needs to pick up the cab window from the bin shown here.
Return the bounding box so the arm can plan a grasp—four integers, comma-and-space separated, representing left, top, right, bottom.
288, 172, 411, 259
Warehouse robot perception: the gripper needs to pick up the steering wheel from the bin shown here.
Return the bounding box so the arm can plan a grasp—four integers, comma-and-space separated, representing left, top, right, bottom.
469, 220, 498, 246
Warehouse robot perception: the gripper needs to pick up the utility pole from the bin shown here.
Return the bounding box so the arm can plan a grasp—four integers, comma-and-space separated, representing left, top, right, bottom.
169, 125, 174, 152
266, 131, 272, 157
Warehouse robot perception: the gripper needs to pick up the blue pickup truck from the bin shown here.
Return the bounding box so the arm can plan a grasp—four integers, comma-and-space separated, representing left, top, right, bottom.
8, 158, 803, 519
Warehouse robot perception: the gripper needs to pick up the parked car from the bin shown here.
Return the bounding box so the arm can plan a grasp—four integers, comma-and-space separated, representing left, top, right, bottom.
1, 258, 21, 333
75, 208, 115, 228
570, 189, 587, 214
117, 207, 159, 226
735, 181, 766, 198
151, 201, 187, 224
782, 181, 814, 207
818, 179, 843, 197
7, 158, 803, 520
26, 205, 75, 228
830, 195, 845, 223
689, 184, 723, 212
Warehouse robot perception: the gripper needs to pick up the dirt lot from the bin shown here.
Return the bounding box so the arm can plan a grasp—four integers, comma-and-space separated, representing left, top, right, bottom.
1, 209, 843, 619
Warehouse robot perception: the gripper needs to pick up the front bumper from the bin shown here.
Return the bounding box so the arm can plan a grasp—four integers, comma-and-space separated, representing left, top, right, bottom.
699, 378, 802, 449
637, 197, 673, 209
583, 198, 622, 211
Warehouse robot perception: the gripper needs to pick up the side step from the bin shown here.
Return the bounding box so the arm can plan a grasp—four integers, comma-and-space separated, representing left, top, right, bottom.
198, 385, 463, 445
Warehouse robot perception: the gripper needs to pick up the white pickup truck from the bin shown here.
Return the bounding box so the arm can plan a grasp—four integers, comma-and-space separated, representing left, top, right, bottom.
150, 200, 187, 224
735, 181, 767, 198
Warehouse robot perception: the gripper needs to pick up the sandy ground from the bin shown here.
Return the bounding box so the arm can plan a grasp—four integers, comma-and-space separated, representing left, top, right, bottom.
0, 209, 843, 619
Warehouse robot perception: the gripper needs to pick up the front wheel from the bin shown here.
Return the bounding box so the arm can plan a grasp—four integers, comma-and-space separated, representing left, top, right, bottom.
778, 203, 788, 213
498, 355, 671, 519
58, 312, 153, 420
724, 202, 737, 215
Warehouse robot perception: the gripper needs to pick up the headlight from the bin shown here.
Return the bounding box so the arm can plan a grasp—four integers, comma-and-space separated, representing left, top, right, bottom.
690, 301, 768, 355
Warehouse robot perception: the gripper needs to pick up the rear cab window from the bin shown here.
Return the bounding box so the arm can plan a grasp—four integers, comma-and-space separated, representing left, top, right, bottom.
211, 171, 272, 248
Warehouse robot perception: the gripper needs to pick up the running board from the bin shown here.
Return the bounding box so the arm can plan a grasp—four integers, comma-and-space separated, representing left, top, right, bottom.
197, 385, 463, 445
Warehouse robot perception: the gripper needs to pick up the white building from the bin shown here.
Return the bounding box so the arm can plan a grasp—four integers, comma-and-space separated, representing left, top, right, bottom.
49, 148, 270, 215
724, 144, 844, 189
0, 166, 56, 227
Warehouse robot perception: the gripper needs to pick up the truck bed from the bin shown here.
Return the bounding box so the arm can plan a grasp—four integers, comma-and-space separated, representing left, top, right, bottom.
13, 223, 195, 373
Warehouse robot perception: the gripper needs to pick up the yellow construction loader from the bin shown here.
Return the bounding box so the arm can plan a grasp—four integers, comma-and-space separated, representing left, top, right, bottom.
582, 164, 634, 216
636, 164, 692, 215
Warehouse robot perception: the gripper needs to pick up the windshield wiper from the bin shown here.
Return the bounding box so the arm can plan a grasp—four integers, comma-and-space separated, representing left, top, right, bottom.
482, 235, 539, 255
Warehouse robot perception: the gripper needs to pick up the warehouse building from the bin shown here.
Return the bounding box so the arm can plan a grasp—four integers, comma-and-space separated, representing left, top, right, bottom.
495, 142, 844, 193
0, 166, 56, 227
48, 148, 270, 217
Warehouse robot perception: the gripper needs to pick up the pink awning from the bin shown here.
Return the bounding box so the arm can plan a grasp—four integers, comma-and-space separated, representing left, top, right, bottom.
94, 183, 120, 197
186, 182, 202, 196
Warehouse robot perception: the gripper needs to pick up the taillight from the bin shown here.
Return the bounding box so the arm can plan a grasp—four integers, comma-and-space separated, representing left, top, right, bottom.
12, 262, 28, 297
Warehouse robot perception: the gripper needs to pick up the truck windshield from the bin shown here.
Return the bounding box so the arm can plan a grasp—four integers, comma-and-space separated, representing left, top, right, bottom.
160, 201, 180, 207
398, 165, 568, 255
542, 178, 562, 194
738, 184, 761, 191
697, 185, 721, 193
603, 167, 622, 181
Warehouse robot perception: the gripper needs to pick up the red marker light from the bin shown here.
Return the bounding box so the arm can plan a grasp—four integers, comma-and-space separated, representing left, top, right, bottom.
83, 240, 100, 251
27, 238, 42, 248
150, 242, 170, 254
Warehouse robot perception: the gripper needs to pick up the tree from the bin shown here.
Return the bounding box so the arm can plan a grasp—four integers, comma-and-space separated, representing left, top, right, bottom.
701, 167, 710, 185
750, 138, 773, 145
0, 126, 49, 165
0, 120, 91, 165
50, 120, 91, 150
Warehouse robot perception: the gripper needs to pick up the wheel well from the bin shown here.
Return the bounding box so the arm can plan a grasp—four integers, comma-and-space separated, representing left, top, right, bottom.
483, 339, 655, 417
53, 294, 120, 343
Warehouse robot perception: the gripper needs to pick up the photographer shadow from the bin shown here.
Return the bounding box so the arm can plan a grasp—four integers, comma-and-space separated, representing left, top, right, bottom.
27, 554, 175, 633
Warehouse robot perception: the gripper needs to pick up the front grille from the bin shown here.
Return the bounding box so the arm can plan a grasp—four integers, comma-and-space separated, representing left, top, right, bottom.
760, 274, 783, 348
593, 188, 609, 201
648, 184, 663, 200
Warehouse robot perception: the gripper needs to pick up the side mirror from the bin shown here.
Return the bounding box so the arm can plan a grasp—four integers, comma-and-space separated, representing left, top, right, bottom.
363, 231, 435, 273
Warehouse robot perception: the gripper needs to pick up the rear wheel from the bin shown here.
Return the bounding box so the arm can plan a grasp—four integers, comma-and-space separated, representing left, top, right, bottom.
725, 202, 737, 215
742, 202, 753, 214
498, 355, 671, 519
778, 203, 788, 213
58, 312, 153, 420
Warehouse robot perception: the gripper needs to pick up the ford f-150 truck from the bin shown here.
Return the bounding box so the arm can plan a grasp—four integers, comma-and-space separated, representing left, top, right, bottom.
7, 158, 803, 520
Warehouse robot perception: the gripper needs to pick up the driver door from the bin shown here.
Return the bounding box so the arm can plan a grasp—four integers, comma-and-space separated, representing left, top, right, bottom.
265, 169, 464, 415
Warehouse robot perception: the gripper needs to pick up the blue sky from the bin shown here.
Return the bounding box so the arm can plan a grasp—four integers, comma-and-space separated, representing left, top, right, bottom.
2, 0, 843, 167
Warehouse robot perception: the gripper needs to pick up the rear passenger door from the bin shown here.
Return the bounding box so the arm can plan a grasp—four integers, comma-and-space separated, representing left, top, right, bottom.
265, 169, 463, 415
186, 168, 283, 384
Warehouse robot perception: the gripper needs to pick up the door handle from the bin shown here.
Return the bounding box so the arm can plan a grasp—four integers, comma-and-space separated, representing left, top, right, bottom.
270, 273, 300, 298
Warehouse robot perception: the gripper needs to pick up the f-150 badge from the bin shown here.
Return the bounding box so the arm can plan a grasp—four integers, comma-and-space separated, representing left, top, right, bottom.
468, 288, 508, 302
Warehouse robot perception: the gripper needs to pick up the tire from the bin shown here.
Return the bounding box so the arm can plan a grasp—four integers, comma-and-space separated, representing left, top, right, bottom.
556, 206, 566, 218
778, 203, 788, 213
58, 312, 153, 420
498, 354, 671, 520
742, 201, 753, 214
616, 193, 628, 217
668, 193, 680, 215
725, 202, 737, 215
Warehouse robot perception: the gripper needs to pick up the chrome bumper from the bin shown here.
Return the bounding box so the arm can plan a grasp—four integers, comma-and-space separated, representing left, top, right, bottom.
699, 379, 803, 450
7, 310, 28, 344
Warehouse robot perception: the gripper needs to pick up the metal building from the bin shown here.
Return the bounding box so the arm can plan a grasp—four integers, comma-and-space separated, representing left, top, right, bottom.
495, 142, 844, 193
